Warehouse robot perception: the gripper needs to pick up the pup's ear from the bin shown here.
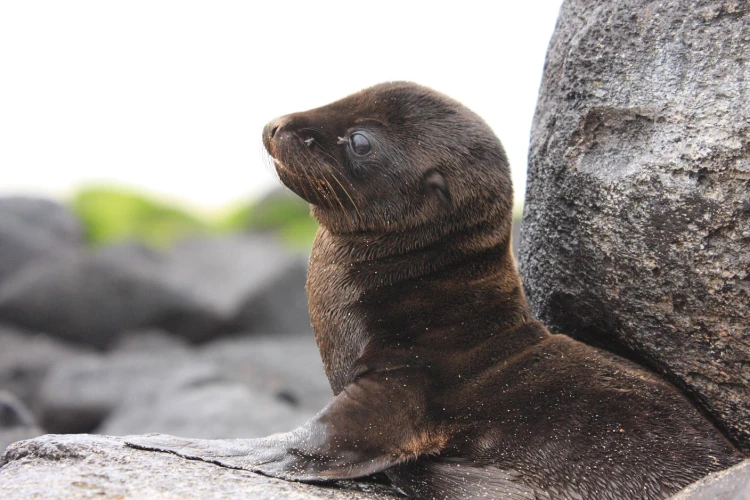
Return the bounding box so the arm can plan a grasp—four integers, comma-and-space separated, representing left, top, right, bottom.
425, 170, 451, 208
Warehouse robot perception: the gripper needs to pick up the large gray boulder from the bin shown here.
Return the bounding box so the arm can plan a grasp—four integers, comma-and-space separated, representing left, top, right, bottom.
0, 434, 400, 500
520, 0, 749, 451
0, 197, 83, 282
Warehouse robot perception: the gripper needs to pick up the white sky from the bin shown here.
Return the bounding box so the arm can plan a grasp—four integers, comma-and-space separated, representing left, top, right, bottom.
0, 1, 563, 212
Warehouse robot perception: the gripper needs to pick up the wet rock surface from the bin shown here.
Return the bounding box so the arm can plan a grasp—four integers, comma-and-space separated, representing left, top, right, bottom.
0, 434, 401, 500
520, 0, 750, 451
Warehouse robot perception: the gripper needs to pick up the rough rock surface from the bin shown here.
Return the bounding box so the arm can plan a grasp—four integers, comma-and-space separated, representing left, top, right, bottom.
0, 434, 400, 500
520, 0, 750, 450
0, 197, 83, 282
672, 459, 750, 500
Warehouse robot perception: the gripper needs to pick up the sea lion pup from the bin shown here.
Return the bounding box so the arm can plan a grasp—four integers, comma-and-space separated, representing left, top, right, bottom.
127, 82, 743, 499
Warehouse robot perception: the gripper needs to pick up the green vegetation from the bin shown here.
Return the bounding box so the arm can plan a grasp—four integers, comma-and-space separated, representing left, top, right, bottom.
218, 192, 318, 248
71, 186, 317, 249
71, 186, 523, 250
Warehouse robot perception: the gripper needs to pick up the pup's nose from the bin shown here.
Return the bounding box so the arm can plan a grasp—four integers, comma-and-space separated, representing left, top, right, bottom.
263, 116, 287, 142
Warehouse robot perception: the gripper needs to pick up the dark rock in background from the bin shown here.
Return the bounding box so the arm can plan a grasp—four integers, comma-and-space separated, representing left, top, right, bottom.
111, 328, 191, 353
520, 0, 750, 450
159, 235, 290, 316
31, 330, 328, 438
0, 193, 321, 449
0, 324, 93, 409
95, 332, 324, 438
203, 334, 332, 413
0, 246, 226, 348
0, 391, 44, 454
0, 197, 83, 282
99, 380, 314, 439
0, 434, 400, 500
0, 197, 82, 245
672, 459, 750, 500
0, 391, 35, 428
161, 235, 311, 334
38, 347, 219, 433
0, 233, 310, 348
229, 257, 311, 334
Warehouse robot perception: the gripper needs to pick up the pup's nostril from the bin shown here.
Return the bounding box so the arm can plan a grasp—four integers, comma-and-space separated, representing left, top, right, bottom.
264, 117, 287, 142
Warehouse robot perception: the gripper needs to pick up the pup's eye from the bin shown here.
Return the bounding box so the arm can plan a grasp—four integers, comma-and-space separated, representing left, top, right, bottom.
349, 133, 371, 156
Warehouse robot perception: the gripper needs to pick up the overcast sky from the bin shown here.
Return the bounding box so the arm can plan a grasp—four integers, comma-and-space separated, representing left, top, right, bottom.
0, 1, 564, 212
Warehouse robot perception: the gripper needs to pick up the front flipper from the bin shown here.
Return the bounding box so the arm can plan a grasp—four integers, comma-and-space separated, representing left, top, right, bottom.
125, 368, 443, 481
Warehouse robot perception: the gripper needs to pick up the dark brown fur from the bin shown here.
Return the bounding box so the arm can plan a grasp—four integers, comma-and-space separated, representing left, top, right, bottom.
127, 82, 743, 499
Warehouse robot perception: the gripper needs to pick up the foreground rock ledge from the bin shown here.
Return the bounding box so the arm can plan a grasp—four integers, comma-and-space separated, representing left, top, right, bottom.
0, 434, 400, 500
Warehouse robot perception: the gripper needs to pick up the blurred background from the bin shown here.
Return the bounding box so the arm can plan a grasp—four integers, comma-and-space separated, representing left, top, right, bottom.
1, 1, 563, 248
0, 0, 563, 453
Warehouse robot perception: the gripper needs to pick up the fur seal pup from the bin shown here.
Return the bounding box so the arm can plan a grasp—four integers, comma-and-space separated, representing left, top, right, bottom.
127, 82, 743, 499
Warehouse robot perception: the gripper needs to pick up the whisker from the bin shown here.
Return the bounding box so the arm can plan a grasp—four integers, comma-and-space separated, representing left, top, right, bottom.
308, 148, 349, 216
328, 168, 362, 226
316, 162, 348, 220
260, 144, 298, 201
290, 147, 316, 207
313, 146, 362, 225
